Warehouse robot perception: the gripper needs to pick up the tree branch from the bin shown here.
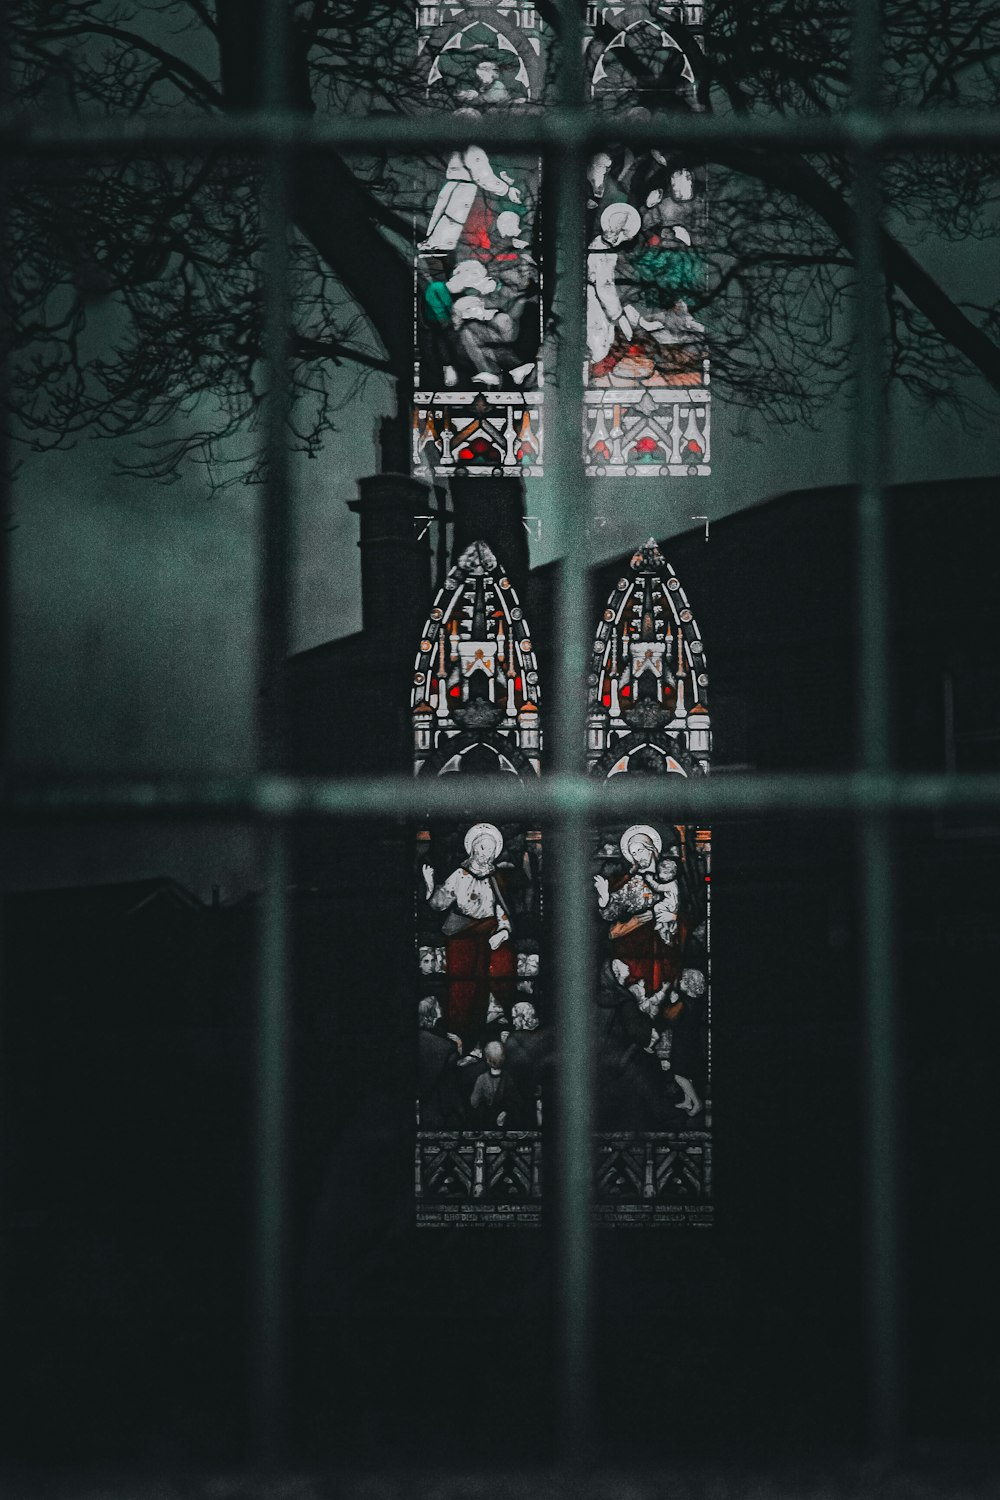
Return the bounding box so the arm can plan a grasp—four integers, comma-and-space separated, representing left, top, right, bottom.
293, 332, 393, 373
716, 147, 1000, 399
31, 21, 223, 108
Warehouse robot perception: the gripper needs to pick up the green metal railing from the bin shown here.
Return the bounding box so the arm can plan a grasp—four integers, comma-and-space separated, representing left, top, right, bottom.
3, 0, 1000, 1471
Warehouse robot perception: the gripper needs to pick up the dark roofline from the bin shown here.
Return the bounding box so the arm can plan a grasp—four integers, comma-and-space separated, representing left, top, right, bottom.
288, 473, 1000, 664
526, 472, 1000, 584
5, 876, 205, 909
289, 629, 365, 667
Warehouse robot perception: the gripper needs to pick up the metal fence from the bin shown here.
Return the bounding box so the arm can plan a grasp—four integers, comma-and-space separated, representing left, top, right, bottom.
4, 0, 1000, 1473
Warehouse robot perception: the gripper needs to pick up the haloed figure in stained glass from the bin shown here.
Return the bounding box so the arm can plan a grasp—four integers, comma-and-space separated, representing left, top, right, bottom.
587, 202, 641, 369
422, 821, 517, 1049
593, 824, 706, 1128
593, 823, 685, 995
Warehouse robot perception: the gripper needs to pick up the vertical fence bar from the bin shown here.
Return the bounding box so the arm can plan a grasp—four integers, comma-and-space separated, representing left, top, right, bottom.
0, 0, 11, 1347
858, 802, 898, 1452
0, 0, 9, 771
259, 2, 293, 765
252, 0, 293, 1467
852, 0, 901, 1456
551, 0, 594, 1466
253, 824, 291, 1463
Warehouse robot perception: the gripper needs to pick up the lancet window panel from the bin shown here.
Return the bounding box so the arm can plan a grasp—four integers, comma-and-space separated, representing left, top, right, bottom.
589, 541, 712, 1227
414, 818, 546, 1226
413, 2, 547, 478
588, 538, 710, 772
584, 1, 710, 476
412, 541, 545, 1226
411, 541, 542, 776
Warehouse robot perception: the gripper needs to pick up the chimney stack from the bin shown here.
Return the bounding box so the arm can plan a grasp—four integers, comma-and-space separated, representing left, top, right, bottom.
348, 473, 433, 649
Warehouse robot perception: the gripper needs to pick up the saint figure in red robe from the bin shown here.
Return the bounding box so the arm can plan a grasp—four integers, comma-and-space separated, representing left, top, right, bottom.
593, 823, 686, 996
422, 822, 517, 1046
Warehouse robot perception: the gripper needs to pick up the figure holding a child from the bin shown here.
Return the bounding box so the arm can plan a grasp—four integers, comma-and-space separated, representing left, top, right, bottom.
593, 824, 687, 996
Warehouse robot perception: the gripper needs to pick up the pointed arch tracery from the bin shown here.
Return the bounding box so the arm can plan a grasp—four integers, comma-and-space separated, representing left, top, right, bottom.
426, 20, 533, 99
412, 540, 542, 777
589, 17, 698, 96
588, 537, 710, 775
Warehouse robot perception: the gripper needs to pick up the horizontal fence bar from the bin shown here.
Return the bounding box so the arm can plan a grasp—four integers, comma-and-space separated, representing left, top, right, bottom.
4, 107, 1000, 157
4, 771, 1000, 824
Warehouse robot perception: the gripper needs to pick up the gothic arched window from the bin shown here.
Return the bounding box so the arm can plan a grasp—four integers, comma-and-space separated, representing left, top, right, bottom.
589, 539, 712, 1225
413, 541, 545, 1225
411, 540, 542, 777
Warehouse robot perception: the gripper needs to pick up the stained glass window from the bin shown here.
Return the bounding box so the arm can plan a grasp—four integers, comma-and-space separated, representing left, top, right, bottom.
412, 541, 546, 1224
413, 3, 546, 477
584, 2, 710, 475
588, 540, 712, 1224
409, 1, 714, 1232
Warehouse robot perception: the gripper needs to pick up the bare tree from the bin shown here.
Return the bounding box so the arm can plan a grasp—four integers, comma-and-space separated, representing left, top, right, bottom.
6, 0, 1000, 486
703, 1, 1000, 429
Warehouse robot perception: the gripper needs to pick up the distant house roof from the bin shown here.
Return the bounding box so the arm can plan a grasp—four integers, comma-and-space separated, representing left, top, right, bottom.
5, 876, 205, 915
